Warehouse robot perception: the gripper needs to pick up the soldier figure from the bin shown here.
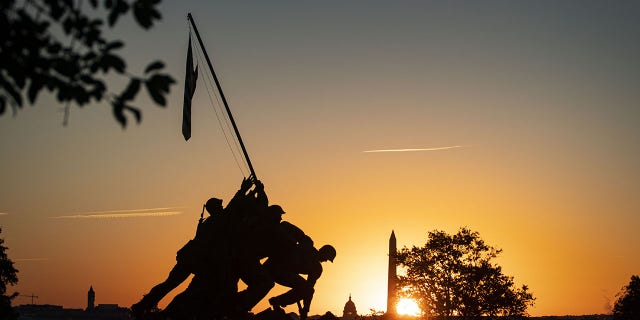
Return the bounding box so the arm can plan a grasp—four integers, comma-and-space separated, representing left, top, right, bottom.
131, 197, 225, 317
265, 244, 336, 320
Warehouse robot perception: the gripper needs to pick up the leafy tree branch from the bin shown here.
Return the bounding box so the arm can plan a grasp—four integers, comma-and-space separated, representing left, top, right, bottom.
1, 0, 175, 127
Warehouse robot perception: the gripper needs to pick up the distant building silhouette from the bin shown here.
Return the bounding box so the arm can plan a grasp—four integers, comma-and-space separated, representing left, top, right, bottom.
342, 295, 357, 320
15, 286, 130, 320
87, 286, 95, 312
386, 230, 397, 317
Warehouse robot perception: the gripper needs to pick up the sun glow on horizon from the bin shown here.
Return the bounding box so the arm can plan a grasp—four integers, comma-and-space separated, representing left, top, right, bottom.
396, 298, 421, 317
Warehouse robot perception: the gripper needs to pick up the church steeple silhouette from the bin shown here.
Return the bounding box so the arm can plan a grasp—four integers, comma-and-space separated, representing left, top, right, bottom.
87, 286, 95, 311
387, 230, 397, 316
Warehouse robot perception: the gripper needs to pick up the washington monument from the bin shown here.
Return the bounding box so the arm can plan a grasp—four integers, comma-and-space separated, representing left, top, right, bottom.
387, 231, 397, 316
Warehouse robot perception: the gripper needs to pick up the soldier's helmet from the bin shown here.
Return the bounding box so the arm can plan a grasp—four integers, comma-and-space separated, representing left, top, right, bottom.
319, 245, 336, 262
205, 197, 223, 214
268, 205, 285, 215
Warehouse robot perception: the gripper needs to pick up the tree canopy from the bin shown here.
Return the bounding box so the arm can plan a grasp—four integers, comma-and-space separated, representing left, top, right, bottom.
613, 275, 640, 320
1, 228, 19, 320
396, 227, 535, 318
1, 0, 175, 127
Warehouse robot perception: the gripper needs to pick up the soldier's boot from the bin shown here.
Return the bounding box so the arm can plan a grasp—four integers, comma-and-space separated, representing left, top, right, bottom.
268, 297, 285, 312
131, 294, 160, 319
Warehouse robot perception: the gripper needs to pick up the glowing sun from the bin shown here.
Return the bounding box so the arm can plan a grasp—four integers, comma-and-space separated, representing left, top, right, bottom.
396, 298, 421, 316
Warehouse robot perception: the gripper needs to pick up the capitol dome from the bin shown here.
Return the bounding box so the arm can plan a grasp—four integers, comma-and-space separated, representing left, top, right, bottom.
342, 295, 357, 320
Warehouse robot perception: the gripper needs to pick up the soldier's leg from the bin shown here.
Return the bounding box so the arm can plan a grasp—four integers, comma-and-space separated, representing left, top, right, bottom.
133, 261, 191, 312
170, 272, 238, 319
236, 256, 275, 311
268, 274, 313, 308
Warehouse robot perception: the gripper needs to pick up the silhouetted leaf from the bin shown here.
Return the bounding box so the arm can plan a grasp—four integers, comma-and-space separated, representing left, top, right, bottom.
89, 0, 98, 8
85, 27, 103, 47
56, 86, 71, 102
121, 78, 141, 101
89, 63, 99, 73
94, 81, 107, 96
144, 61, 164, 74
145, 80, 166, 106
80, 75, 94, 84
84, 52, 98, 61
107, 11, 117, 27
28, 78, 45, 104
90, 19, 104, 28
84, 76, 106, 101
110, 101, 141, 127
112, 99, 127, 127
36, 20, 51, 34
13, 68, 26, 89
132, 0, 162, 29
100, 54, 126, 73
45, 77, 56, 91
147, 74, 175, 93
76, 16, 89, 31
0, 78, 22, 106
62, 17, 73, 34
52, 58, 80, 78
108, 0, 130, 27
0, 97, 5, 114
91, 87, 105, 101
70, 84, 92, 106
105, 40, 124, 51
49, 2, 64, 20
144, 73, 175, 106
124, 105, 142, 124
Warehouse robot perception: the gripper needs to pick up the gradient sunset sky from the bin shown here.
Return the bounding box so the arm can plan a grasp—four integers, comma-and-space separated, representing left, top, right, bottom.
1, 1, 639, 316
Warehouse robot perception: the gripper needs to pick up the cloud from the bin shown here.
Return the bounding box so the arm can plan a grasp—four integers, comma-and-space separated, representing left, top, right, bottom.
50, 207, 184, 219
363, 146, 464, 153
14, 258, 49, 262
0, 212, 9, 216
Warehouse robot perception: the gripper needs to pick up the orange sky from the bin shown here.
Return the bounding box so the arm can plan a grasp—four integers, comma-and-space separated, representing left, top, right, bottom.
1, 1, 639, 317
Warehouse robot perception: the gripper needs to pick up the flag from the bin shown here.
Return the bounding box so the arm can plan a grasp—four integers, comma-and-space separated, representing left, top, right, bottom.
182, 35, 198, 140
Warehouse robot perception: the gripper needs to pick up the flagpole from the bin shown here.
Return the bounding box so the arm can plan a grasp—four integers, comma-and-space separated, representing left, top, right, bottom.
187, 13, 257, 180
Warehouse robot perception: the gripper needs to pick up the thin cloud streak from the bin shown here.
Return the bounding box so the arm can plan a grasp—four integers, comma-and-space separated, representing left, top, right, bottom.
51, 207, 184, 219
364, 146, 464, 153
14, 258, 49, 262
0, 212, 8, 216
68, 207, 185, 215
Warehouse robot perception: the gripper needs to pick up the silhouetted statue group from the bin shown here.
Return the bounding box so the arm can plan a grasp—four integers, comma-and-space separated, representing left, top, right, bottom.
131, 177, 336, 320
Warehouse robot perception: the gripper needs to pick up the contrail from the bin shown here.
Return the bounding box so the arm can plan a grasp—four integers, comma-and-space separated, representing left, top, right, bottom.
51, 207, 184, 219
364, 146, 464, 153
64, 207, 185, 215
14, 258, 49, 262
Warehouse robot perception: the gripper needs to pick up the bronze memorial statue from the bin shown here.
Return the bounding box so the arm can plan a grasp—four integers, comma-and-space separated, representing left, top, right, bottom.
132, 13, 335, 320
132, 177, 335, 320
